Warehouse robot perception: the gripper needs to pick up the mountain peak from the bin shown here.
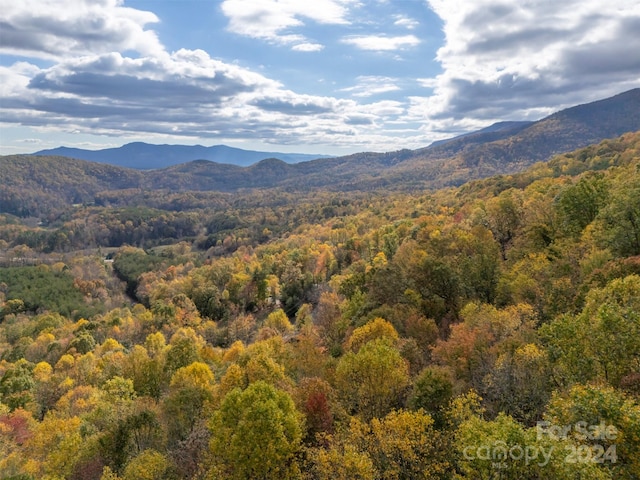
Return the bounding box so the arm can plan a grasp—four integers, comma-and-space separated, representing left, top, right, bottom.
32, 143, 332, 169
18, 88, 640, 193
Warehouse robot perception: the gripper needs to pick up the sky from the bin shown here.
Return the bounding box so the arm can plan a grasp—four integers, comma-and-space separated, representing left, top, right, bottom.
1, 0, 640, 157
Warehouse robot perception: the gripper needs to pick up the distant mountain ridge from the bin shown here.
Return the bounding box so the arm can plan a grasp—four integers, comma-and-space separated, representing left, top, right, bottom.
3, 88, 639, 215
32, 142, 333, 168
428, 121, 534, 149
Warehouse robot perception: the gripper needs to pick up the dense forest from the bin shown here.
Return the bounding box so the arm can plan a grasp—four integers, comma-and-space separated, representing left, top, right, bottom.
1, 131, 639, 479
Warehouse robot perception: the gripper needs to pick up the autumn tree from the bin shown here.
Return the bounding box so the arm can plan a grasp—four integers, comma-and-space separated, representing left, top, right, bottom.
163, 361, 215, 447
408, 366, 454, 428
335, 338, 409, 421
595, 169, 640, 256
544, 383, 640, 478
541, 275, 640, 387
208, 381, 303, 479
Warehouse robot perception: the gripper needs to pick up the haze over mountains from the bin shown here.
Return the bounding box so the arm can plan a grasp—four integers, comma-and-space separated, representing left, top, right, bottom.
3, 88, 639, 214
29, 88, 640, 173
32, 143, 334, 169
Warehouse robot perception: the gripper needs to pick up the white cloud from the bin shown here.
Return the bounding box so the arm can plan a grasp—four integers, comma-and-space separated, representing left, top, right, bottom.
417, 77, 438, 89
342, 34, 420, 51
341, 76, 401, 97
1, 0, 437, 154
292, 43, 325, 52
221, 0, 354, 47
425, 0, 640, 121
1, 47, 413, 152
393, 15, 419, 29
0, 0, 163, 59
3, 0, 639, 156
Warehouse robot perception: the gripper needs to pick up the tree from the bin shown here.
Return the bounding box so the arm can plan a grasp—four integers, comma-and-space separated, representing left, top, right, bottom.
22, 414, 83, 479
99, 409, 164, 474
335, 338, 409, 421
408, 366, 454, 428
344, 317, 399, 352
483, 343, 552, 425
432, 302, 537, 393
308, 442, 375, 480
310, 409, 450, 480
484, 189, 523, 260
352, 410, 451, 479
163, 362, 215, 446
556, 172, 608, 237
293, 377, 338, 444
208, 381, 303, 479
544, 383, 640, 479
0, 360, 35, 412
164, 328, 203, 376
264, 308, 294, 335
454, 411, 610, 480
122, 449, 169, 480
412, 256, 461, 320
541, 275, 640, 387
595, 170, 640, 256
314, 291, 348, 356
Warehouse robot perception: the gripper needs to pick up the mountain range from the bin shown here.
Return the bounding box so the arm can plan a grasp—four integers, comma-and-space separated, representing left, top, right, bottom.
2, 88, 639, 216
32, 142, 334, 168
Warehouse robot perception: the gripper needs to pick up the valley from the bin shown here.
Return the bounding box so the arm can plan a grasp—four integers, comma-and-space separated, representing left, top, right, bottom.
1, 90, 639, 479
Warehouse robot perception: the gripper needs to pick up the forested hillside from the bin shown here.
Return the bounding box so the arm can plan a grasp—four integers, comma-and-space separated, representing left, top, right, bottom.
4, 89, 639, 217
1, 132, 639, 479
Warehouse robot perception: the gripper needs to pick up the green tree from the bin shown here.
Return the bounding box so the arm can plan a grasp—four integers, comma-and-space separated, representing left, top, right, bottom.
544, 383, 640, 478
122, 449, 169, 480
541, 275, 640, 387
208, 381, 303, 479
454, 411, 610, 480
164, 328, 202, 376
0, 360, 35, 411
595, 170, 640, 256
335, 338, 409, 421
408, 366, 454, 428
556, 172, 608, 237
163, 362, 215, 446
484, 189, 523, 260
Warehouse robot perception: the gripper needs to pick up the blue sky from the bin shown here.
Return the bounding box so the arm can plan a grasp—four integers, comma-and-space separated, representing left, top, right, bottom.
1, 0, 639, 157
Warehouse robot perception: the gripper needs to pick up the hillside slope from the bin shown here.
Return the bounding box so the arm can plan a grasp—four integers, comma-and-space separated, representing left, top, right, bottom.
3, 89, 639, 216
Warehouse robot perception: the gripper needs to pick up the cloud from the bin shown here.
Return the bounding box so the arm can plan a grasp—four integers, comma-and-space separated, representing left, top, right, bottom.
292, 43, 325, 52
1, 0, 434, 153
0, 0, 163, 59
425, 0, 640, 121
221, 0, 353, 47
3, 0, 638, 156
344, 115, 375, 125
393, 15, 419, 29
341, 76, 402, 97
25, 51, 269, 108
342, 34, 421, 51
250, 94, 337, 115
1, 48, 279, 129
1, 48, 415, 151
